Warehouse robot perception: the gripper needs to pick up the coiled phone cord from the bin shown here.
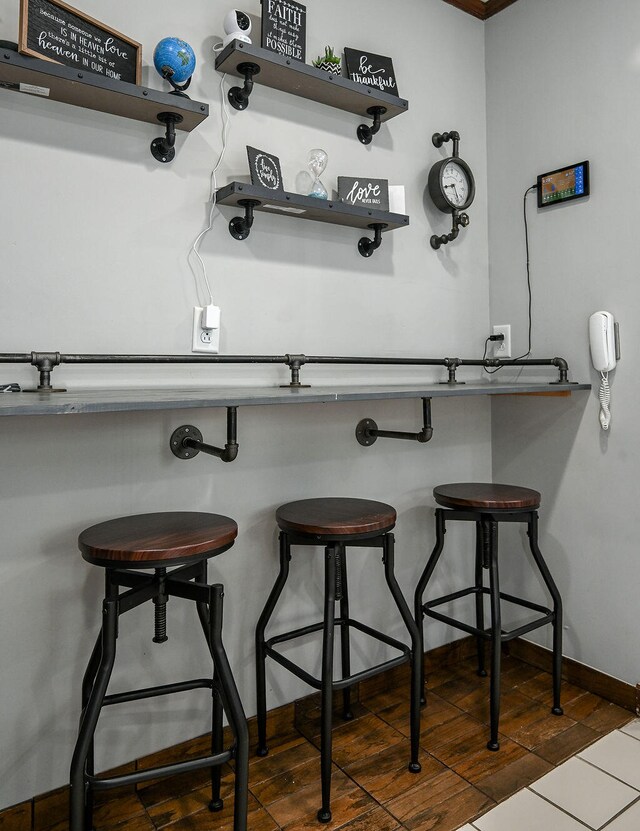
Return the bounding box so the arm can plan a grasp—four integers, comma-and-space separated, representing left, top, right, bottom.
599, 371, 611, 430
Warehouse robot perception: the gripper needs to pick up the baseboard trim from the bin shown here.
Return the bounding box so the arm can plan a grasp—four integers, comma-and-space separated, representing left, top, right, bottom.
3, 634, 635, 822
508, 638, 638, 714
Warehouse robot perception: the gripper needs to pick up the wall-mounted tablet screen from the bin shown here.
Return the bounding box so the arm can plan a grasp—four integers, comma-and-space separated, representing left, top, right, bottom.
537, 160, 590, 208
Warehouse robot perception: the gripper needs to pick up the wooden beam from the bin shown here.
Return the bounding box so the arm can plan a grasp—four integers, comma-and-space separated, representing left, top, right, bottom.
484, 0, 520, 18
442, 0, 520, 20
442, 0, 487, 21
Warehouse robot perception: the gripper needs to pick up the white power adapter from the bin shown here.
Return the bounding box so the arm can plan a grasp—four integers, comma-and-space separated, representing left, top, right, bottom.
192, 304, 221, 353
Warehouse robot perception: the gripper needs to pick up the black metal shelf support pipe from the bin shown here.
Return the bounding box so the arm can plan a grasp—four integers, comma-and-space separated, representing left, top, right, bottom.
228, 63, 261, 110
356, 398, 433, 447
170, 408, 239, 463
150, 112, 184, 164
357, 106, 387, 145
358, 223, 387, 258
229, 199, 261, 241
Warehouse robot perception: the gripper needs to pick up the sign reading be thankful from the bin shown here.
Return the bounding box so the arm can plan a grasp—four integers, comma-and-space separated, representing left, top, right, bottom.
344, 47, 399, 97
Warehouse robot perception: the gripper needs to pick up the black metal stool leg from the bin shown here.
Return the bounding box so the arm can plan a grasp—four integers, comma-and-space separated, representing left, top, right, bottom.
195, 561, 224, 812
414, 508, 446, 703
475, 521, 487, 677
337, 544, 353, 720
79, 629, 103, 830
207, 584, 249, 831
528, 512, 564, 715
318, 545, 337, 824
69, 596, 118, 831
485, 519, 501, 751
383, 533, 422, 773
255, 531, 291, 756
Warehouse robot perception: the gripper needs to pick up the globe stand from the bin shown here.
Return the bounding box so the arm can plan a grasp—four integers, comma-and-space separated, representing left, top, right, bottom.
150, 112, 184, 164
162, 71, 192, 99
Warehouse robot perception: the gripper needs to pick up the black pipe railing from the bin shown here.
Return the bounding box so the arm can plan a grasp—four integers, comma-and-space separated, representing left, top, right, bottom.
0, 351, 572, 391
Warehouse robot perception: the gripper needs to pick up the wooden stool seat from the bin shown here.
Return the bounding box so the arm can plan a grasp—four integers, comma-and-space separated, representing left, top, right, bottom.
275, 497, 396, 537
79, 511, 238, 568
434, 483, 541, 512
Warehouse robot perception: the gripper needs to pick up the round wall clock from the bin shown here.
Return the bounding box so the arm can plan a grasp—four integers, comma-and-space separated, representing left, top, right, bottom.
427, 131, 475, 250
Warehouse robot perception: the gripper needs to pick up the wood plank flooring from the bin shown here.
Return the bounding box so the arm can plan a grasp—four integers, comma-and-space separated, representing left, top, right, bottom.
6, 654, 633, 831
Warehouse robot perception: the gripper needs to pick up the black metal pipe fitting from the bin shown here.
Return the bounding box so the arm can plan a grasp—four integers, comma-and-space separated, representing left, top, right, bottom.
357, 106, 387, 145
170, 409, 239, 463
150, 112, 184, 164
356, 398, 433, 447
229, 199, 261, 241
358, 223, 387, 258
228, 62, 260, 111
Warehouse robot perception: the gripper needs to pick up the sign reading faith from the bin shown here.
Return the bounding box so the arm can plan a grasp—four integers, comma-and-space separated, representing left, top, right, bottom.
344, 47, 399, 97
19, 0, 142, 84
338, 177, 389, 212
247, 146, 284, 192
261, 0, 306, 63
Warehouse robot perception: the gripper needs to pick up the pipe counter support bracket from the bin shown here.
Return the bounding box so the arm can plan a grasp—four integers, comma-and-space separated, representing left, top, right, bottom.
170, 408, 239, 463
356, 398, 434, 447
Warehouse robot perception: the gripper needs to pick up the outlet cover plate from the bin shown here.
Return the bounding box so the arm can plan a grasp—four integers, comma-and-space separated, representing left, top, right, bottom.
192, 306, 220, 353
492, 324, 512, 358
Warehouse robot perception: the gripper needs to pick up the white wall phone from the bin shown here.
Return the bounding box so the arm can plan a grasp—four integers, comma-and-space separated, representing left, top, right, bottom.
589, 311, 620, 430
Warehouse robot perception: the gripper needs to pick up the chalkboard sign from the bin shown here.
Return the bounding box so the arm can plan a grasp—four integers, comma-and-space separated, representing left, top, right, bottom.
19, 0, 142, 84
338, 177, 389, 212
247, 146, 284, 191
261, 0, 306, 63
344, 48, 399, 97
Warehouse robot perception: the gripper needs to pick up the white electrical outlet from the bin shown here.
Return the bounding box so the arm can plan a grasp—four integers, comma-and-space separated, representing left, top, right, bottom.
192, 306, 220, 354
492, 324, 512, 358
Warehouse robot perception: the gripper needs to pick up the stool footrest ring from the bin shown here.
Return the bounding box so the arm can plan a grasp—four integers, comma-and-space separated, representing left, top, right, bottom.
103, 677, 214, 706
424, 607, 554, 643
87, 749, 234, 791
424, 586, 551, 617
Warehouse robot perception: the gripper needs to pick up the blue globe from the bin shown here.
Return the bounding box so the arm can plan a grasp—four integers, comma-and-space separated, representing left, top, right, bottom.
153, 38, 196, 85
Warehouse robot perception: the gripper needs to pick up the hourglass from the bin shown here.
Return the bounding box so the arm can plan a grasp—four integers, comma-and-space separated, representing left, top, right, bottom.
296, 148, 329, 199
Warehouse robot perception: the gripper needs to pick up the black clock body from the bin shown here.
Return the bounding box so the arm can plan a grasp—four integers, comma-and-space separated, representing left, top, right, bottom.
428, 156, 476, 213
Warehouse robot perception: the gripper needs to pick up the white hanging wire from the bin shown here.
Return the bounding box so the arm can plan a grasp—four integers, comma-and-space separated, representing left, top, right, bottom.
188, 69, 230, 306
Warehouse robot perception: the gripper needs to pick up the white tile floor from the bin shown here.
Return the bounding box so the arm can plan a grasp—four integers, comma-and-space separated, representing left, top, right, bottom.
463, 719, 640, 831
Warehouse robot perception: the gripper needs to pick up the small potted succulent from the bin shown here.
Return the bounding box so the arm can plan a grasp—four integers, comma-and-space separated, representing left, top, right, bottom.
313, 46, 342, 75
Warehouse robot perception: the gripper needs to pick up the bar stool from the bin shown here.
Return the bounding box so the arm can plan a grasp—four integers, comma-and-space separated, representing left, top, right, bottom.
256, 497, 421, 824
70, 512, 249, 831
414, 484, 563, 751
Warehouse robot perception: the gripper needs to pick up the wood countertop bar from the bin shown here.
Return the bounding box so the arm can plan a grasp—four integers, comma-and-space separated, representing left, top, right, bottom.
0, 381, 591, 418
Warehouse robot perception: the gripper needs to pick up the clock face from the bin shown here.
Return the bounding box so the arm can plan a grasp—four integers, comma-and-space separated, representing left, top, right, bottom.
442, 161, 470, 208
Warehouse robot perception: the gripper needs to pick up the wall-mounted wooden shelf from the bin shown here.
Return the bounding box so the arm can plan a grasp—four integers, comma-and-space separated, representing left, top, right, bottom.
215, 40, 408, 144
215, 182, 410, 257
0, 43, 208, 162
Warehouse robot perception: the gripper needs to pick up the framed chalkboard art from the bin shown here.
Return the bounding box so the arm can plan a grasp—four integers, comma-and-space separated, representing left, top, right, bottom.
247, 146, 284, 192
261, 0, 306, 63
344, 47, 399, 97
19, 0, 142, 84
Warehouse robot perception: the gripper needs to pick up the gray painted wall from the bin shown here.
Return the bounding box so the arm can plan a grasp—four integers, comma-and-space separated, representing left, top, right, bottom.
486, 0, 639, 684
0, 0, 491, 809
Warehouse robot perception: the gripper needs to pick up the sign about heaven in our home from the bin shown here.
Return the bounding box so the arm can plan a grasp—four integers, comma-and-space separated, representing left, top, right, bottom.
247, 146, 284, 191
19, 0, 141, 83
338, 177, 389, 212
261, 0, 306, 63
343, 47, 399, 97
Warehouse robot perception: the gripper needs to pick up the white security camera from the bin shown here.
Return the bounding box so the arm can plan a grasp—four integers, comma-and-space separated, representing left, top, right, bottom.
223, 10, 252, 48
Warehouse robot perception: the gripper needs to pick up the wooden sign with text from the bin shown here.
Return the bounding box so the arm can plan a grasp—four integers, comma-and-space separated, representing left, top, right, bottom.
344, 47, 399, 97
261, 0, 306, 63
338, 177, 389, 211
247, 146, 284, 191
19, 0, 141, 84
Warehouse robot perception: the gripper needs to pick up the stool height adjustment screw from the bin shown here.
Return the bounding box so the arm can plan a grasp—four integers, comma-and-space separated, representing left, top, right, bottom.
153, 568, 169, 643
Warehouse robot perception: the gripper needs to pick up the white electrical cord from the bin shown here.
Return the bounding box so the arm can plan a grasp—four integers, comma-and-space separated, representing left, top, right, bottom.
188, 67, 230, 306
599, 371, 611, 430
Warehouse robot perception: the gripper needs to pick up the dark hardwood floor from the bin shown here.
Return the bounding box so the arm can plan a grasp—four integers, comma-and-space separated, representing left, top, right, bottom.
5, 654, 633, 831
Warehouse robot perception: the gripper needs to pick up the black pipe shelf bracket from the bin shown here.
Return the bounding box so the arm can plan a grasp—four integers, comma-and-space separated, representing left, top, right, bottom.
229, 199, 261, 241
150, 112, 185, 164
170, 409, 239, 463
356, 398, 434, 447
357, 106, 386, 145
358, 223, 387, 258
228, 62, 261, 110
